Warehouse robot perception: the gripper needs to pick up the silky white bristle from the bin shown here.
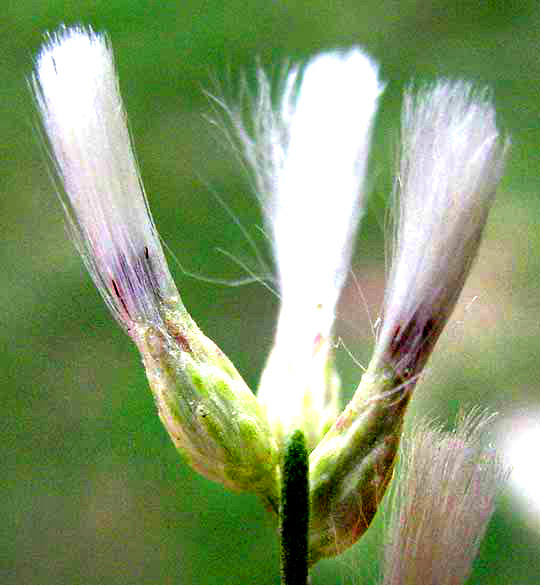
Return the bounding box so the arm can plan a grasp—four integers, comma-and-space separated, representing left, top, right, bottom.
375, 81, 508, 377
231, 49, 384, 347
32, 26, 177, 333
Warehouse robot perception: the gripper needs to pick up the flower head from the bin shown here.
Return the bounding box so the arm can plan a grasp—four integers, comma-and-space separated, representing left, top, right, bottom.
374, 81, 508, 383
33, 26, 279, 502
307, 81, 508, 562
229, 49, 384, 447
32, 26, 176, 335
33, 26, 511, 572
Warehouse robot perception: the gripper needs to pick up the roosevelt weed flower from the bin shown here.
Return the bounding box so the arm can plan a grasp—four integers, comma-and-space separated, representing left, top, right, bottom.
227, 50, 384, 450
308, 81, 508, 562
31, 26, 510, 582
32, 26, 279, 504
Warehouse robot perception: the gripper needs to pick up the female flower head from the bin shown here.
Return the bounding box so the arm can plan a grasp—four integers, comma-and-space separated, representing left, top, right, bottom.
229, 49, 384, 448
32, 27, 509, 576
32, 26, 280, 503
33, 26, 177, 335
374, 81, 509, 384
308, 81, 508, 562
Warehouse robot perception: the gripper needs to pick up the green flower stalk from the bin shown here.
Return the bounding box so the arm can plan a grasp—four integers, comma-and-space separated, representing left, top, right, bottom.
280, 430, 310, 585
308, 81, 508, 563
228, 50, 384, 451
32, 26, 279, 504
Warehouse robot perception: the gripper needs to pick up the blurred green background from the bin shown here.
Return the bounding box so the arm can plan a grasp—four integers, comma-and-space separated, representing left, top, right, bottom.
3, 1, 540, 583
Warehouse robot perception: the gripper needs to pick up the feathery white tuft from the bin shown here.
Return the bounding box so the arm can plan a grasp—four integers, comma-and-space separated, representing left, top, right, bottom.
382, 411, 508, 585
375, 81, 508, 379
32, 26, 177, 334
232, 49, 384, 346
228, 49, 384, 446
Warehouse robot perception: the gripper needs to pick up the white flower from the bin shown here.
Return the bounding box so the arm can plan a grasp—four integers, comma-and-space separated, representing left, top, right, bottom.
32, 26, 177, 335
273, 51, 383, 345
374, 81, 508, 382
307, 82, 508, 563
32, 26, 281, 499
228, 49, 384, 446
235, 49, 383, 345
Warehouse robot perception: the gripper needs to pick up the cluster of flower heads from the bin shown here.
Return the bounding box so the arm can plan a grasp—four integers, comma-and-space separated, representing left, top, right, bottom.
32, 25, 508, 583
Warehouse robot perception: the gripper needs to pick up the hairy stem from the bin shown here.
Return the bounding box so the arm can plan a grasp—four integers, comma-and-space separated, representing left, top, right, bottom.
280, 430, 309, 585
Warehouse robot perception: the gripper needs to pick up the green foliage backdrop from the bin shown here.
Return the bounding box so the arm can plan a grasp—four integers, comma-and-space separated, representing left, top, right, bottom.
2, 1, 540, 583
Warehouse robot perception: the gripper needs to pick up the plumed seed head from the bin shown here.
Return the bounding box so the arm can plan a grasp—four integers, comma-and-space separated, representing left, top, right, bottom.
227, 48, 384, 447
375, 81, 508, 381
32, 26, 178, 334
226, 48, 384, 345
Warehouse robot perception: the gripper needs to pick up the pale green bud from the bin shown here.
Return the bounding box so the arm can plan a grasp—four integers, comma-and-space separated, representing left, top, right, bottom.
308, 359, 407, 563
133, 296, 280, 505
